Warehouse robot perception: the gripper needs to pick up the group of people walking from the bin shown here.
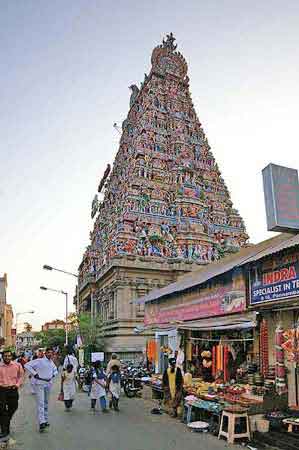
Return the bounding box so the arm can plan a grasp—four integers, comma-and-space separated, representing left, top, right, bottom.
90, 354, 121, 413
0, 348, 122, 443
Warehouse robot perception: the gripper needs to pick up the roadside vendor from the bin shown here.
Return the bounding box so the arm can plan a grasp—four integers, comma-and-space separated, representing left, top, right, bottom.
162, 358, 183, 418
200, 351, 213, 382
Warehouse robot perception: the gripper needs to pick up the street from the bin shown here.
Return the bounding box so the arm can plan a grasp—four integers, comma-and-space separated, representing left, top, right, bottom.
9, 379, 235, 450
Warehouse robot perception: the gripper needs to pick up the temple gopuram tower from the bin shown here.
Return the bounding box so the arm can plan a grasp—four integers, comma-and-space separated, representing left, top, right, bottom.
78, 34, 248, 359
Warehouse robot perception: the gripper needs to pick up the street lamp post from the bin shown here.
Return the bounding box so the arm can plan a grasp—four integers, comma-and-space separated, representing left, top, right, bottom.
40, 286, 69, 346
43, 264, 79, 314
15, 310, 35, 354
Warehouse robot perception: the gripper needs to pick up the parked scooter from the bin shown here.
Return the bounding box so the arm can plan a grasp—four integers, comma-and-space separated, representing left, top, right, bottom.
123, 367, 151, 398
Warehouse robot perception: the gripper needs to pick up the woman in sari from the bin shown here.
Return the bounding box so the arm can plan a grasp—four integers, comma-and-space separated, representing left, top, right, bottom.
162, 357, 183, 417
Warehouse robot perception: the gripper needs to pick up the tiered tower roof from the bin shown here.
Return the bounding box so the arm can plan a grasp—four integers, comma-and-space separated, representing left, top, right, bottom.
79, 34, 248, 284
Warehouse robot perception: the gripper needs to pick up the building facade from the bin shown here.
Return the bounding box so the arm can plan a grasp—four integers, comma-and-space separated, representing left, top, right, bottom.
3, 304, 14, 347
0, 274, 14, 348
42, 320, 66, 332
78, 34, 248, 359
16, 331, 39, 352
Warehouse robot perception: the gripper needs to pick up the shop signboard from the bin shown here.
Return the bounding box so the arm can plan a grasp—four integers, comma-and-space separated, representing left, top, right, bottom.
91, 352, 104, 362
263, 163, 299, 232
250, 251, 299, 305
144, 269, 246, 325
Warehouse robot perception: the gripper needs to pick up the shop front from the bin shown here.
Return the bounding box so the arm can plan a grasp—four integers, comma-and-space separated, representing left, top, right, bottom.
249, 246, 299, 408
138, 230, 299, 444
144, 264, 277, 418
178, 311, 257, 385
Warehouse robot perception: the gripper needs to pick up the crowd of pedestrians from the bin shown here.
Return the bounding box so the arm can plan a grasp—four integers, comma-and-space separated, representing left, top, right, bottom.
0, 348, 122, 443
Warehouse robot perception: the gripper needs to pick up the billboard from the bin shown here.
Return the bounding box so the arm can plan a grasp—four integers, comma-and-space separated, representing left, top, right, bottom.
144, 269, 246, 325
250, 251, 299, 305
263, 163, 299, 232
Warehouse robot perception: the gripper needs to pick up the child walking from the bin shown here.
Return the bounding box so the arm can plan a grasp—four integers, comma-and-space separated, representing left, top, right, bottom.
107, 365, 121, 411
90, 361, 108, 413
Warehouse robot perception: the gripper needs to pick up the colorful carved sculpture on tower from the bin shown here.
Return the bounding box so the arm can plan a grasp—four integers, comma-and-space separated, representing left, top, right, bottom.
79, 34, 248, 285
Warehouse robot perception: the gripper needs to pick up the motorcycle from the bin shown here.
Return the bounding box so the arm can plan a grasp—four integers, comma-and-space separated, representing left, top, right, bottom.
123, 366, 152, 398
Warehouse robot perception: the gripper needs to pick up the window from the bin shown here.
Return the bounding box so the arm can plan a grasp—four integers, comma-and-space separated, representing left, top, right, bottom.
136, 302, 145, 317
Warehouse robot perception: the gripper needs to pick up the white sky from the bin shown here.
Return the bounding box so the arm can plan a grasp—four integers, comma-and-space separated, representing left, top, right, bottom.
1, 0, 299, 330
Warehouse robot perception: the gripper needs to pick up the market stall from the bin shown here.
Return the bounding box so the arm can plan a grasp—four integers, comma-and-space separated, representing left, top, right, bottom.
140, 233, 299, 444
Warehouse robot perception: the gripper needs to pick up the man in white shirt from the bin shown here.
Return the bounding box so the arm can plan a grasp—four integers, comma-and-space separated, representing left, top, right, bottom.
25, 348, 58, 432
63, 351, 78, 372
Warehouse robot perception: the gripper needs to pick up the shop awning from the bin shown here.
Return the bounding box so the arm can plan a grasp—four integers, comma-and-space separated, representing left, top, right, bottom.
136, 233, 299, 305
177, 312, 258, 331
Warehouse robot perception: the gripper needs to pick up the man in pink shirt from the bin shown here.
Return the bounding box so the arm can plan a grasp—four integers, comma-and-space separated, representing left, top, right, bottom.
0, 350, 24, 442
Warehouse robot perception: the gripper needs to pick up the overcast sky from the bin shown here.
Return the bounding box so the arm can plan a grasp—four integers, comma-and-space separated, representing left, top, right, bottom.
1, 0, 299, 330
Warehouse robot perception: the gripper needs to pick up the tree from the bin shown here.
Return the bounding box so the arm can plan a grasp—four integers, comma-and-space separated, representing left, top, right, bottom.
35, 329, 75, 352
77, 313, 104, 350
77, 312, 104, 364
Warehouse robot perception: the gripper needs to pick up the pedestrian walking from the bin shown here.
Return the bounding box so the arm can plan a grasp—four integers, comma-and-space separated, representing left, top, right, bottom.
63, 349, 78, 372
25, 348, 58, 432
90, 361, 108, 413
107, 365, 121, 412
0, 350, 24, 443
61, 364, 77, 411
106, 353, 121, 375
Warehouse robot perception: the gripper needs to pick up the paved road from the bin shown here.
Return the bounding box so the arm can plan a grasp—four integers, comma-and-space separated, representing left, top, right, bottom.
9, 378, 236, 450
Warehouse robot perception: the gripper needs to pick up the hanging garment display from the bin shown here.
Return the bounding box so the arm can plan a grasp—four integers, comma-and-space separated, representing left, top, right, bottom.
260, 319, 269, 377
275, 325, 287, 395
282, 327, 299, 363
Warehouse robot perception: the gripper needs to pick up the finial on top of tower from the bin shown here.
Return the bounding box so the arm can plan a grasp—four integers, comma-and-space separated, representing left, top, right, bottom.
162, 32, 177, 51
